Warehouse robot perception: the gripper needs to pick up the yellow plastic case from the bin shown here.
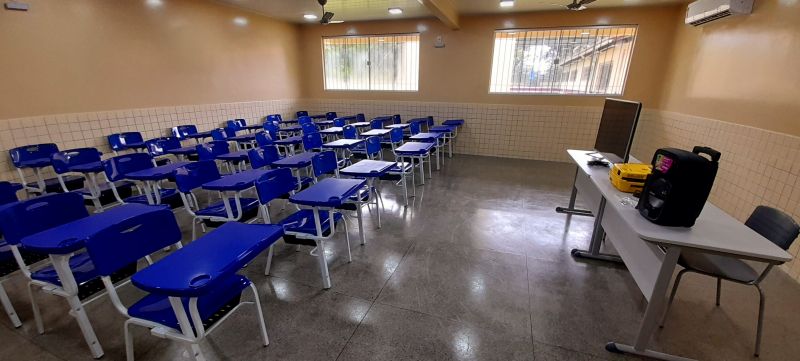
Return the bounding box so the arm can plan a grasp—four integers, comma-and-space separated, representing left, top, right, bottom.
610, 163, 652, 193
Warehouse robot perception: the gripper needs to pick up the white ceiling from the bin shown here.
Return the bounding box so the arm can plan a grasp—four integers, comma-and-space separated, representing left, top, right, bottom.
216, 0, 688, 23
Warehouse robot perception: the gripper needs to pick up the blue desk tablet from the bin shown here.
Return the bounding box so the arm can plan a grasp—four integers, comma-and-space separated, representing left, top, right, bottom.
271, 152, 317, 169
410, 132, 444, 141
351, 122, 371, 128
126, 161, 190, 181
395, 142, 435, 156
216, 150, 250, 162
274, 135, 303, 145
385, 123, 410, 129
442, 119, 464, 127
186, 131, 213, 140
429, 125, 457, 133
131, 222, 283, 298
322, 139, 364, 149
340, 160, 395, 178
20, 204, 166, 254
315, 120, 334, 126
289, 178, 366, 208
319, 127, 344, 135
201, 169, 273, 192
360, 129, 391, 137
279, 125, 302, 133
167, 145, 198, 155
68, 161, 104, 173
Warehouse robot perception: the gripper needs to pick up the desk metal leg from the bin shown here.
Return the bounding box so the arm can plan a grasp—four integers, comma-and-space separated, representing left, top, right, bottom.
419, 155, 425, 185
556, 168, 593, 217
570, 197, 623, 263
0, 283, 21, 327
606, 247, 695, 361
356, 202, 366, 245
51, 255, 104, 358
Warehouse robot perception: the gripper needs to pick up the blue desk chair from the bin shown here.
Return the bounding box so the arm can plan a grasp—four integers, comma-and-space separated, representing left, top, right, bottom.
404, 119, 424, 139
392, 114, 402, 124
381, 128, 405, 153
356, 113, 366, 123
222, 126, 258, 151
0, 192, 138, 339
145, 137, 182, 165
198, 140, 242, 174
298, 116, 313, 126
311, 151, 340, 181
9, 143, 85, 195
302, 132, 324, 153
255, 168, 351, 280
326, 112, 337, 120
248, 146, 282, 170
296, 111, 309, 118
103, 153, 183, 209
52, 148, 135, 211
174, 161, 260, 240
263, 122, 282, 140
255, 132, 275, 147
333, 118, 347, 127
301, 122, 320, 135
342, 125, 357, 140
265, 114, 282, 123
108, 132, 146, 155
369, 117, 385, 130
352, 136, 383, 160
171, 124, 199, 140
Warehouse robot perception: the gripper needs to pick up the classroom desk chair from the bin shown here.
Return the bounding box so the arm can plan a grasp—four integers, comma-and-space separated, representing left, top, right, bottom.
660, 205, 800, 357
9, 143, 86, 195
302, 132, 324, 153
296, 110, 309, 118
108, 132, 146, 155
52, 147, 135, 211
352, 136, 383, 160
247, 146, 282, 170
145, 137, 182, 165
102, 153, 183, 208
326, 112, 338, 120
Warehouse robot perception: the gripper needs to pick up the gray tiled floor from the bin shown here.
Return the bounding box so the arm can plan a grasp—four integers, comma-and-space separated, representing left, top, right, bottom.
2, 154, 800, 360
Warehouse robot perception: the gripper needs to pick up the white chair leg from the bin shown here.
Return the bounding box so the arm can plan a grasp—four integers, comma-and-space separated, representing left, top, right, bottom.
27, 282, 44, 334
315, 240, 331, 289
249, 283, 269, 347
0, 283, 21, 328
124, 320, 136, 361
341, 217, 352, 263
264, 245, 274, 276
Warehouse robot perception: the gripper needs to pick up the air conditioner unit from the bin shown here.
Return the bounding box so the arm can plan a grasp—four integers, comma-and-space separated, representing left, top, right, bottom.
685, 0, 753, 26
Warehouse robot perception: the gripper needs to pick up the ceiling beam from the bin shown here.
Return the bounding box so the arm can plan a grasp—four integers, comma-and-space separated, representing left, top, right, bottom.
420, 0, 460, 30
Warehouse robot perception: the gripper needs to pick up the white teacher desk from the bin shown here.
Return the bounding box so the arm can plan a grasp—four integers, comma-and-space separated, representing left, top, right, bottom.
558, 149, 792, 361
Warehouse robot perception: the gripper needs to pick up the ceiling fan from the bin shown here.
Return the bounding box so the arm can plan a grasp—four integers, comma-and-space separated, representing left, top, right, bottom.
316, 0, 336, 24
558, 0, 597, 11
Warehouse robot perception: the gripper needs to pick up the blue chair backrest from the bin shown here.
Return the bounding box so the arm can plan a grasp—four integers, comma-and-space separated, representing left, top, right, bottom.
364, 136, 381, 157
427, 116, 435, 126
312, 151, 338, 178
51, 148, 102, 174
298, 116, 313, 125
197, 141, 230, 161
174, 160, 221, 193
265, 114, 282, 123
255, 168, 295, 205
263, 123, 279, 140
342, 125, 357, 139
0, 192, 88, 245
9, 143, 59, 168
103, 153, 154, 182
356, 113, 366, 123
146, 137, 181, 157
388, 128, 404, 144
171, 125, 198, 139
326, 112, 338, 120
301, 122, 319, 135
211, 128, 230, 141
409, 120, 422, 135
370, 118, 384, 130
393, 114, 402, 124
248, 146, 280, 169
108, 132, 144, 151
255, 132, 274, 147
85, 206, 181, 276
226, 119, 246, 131
302, 132, 323, 152
333, 118, 346, 127
296, 111, 309, 118
0, 182, 20, 205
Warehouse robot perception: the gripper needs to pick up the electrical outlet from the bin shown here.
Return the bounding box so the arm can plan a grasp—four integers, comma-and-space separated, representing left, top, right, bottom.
434, 35, 445, 48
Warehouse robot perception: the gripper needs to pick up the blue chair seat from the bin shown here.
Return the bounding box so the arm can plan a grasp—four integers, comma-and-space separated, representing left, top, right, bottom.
30, 252, 97, 286
124, 188, 183, 209
196, 197, 259, 219
26, 175, 84, 194
127, 274, 250, 330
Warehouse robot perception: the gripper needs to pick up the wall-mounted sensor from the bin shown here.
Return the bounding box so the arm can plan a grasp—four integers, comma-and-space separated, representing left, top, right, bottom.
434, 35, 445, 48
4, 1, 29, 11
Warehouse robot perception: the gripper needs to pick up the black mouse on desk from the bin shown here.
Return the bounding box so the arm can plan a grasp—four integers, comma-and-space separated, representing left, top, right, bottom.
587, 159, 610, 167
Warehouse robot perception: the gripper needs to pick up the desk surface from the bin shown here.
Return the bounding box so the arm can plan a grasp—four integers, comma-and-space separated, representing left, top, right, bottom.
131, 222, 283, 297
410, 132, 444, 140
360, 129, 391, 137
202, 169, 272, 192
320, 127, 344, 134
21, 204, 164, 254
322, 139, 364, 149
69, 162, 104, 173
290, 178, 367, 207
568, 149, 792, 263
167, 145, 198, 155
271, 152, 316, 168
126, 161, 190, 181
351, 122, 371, 128
340, 160, 395, 177
385, 124, 409, 129
395, 142, 434, 155
274, 136, 303, 145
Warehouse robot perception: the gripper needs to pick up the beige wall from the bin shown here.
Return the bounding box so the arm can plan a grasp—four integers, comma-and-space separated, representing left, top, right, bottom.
658, 0, 800, 136
299, 6, 681, 108
0, 0, 302, 120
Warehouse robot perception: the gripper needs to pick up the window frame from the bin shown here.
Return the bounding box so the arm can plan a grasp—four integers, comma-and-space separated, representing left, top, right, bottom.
321, 32, 421, 93
487, 24, 639, 97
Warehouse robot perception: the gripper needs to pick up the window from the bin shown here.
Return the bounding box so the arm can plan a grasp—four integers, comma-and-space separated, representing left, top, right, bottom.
322, 33, 420, 91
489, 26, 637, 95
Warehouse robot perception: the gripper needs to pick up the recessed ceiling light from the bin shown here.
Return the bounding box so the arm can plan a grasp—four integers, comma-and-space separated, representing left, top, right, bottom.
329, 20, 344, 24
233, 17, 248, 26
145, 0, 163, 8
388, 7, 403, 15
304, 14, 318, 20
499, 0, 514, 8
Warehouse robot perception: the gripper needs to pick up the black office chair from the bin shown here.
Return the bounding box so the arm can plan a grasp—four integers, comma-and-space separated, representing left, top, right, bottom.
660, 205, 799, 357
